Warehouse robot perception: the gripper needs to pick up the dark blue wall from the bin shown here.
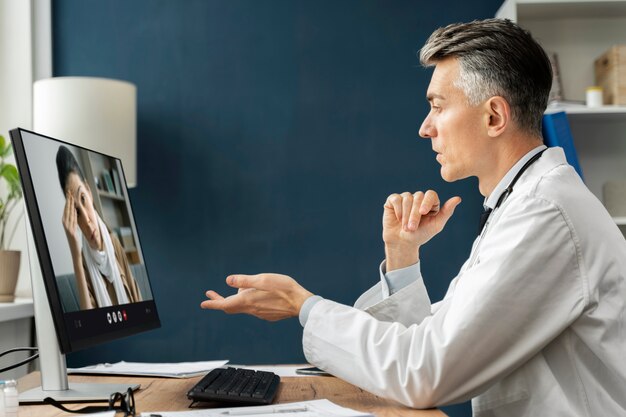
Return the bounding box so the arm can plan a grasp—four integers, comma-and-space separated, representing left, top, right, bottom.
53, 1, 502, 415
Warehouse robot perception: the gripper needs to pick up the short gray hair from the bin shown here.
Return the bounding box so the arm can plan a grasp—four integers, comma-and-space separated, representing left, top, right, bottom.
420, 18, 552, 137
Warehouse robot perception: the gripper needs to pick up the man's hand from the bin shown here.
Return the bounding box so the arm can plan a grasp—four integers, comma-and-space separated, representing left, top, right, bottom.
201, 273, 314, 321
383, 190, 461, 271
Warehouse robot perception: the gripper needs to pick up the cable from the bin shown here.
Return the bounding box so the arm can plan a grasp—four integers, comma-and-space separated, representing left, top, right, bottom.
0, 347, 39, 374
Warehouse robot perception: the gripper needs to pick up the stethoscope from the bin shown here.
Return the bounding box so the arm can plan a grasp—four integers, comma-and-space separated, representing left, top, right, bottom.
478, 148, 547, 235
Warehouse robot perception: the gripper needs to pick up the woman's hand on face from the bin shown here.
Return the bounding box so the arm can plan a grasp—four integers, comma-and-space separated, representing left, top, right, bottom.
62, 192, 81, 256
201, 273, 314, 322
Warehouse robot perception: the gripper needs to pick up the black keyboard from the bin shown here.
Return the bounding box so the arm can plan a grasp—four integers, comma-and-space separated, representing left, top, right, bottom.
187, 367, 280, 405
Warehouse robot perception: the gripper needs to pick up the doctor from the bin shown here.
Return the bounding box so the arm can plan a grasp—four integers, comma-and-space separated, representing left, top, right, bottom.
201, 18, 626, 416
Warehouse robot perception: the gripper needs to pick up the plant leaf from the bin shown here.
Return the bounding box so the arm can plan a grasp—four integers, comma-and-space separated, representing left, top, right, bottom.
0, 136, 9, 158
1, 164, 20, 193
4, 144, 12, 158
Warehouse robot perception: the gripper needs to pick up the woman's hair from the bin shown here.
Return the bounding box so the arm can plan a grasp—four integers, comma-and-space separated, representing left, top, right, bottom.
56, 145, 87, 193
419, 18, 552, 138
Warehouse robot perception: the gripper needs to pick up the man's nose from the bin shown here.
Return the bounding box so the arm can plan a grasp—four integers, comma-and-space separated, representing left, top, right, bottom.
418, 115, 435, 139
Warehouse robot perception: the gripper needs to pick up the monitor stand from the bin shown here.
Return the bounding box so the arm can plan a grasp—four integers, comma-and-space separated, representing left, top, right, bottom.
19, 217, 139, 403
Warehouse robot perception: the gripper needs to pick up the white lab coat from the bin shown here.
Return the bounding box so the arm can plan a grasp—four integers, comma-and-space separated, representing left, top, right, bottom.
302, 147, 626, 416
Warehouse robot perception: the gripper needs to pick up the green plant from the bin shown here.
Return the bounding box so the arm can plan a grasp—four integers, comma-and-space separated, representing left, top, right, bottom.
0, 134, 23, 251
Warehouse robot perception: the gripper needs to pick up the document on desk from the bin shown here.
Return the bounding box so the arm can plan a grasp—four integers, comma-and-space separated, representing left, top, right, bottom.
236, 365, 312, 377
139, 399, 373, 417
68, 360, 229, 378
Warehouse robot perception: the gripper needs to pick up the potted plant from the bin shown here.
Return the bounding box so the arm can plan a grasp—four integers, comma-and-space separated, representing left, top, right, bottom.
0, 134, 23, 302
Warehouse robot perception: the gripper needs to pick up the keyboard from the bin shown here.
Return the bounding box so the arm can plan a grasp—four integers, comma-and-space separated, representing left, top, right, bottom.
187, 367, 280, 405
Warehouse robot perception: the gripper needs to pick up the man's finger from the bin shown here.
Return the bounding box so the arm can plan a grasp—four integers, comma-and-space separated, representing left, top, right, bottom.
226, 274, 277, 291
407, 192, 425, 231
200, 290, 238, 311
384, 194, 403, 222
420, 190, 440, 216
401, 192, 414, 230
437, 196, 462, 225
200, 298, 226, 310
227, 275, 254, 290
205, 290, 224, 300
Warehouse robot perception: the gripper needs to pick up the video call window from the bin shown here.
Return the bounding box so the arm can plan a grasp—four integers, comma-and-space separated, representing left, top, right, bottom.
23, 135, 154, 313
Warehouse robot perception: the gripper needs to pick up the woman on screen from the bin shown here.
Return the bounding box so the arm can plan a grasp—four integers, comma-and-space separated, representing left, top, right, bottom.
56, 145, 142, 310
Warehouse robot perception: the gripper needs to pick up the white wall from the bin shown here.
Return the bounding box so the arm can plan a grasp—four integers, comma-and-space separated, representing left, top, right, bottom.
0, 0, 52, 298
0, 0, 34, 298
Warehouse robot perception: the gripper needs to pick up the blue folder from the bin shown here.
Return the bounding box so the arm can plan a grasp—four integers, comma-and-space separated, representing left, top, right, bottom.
542, 111, 584, 180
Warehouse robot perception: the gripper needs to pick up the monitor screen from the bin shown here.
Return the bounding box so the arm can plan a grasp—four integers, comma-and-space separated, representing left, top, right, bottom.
11, 128, 160, 354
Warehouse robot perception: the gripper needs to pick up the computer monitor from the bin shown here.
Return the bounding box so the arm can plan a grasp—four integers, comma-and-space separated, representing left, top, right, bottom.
9, 128, 160, 402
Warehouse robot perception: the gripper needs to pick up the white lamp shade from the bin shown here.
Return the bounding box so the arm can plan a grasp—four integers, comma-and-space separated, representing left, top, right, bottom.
33, 77, 137, 187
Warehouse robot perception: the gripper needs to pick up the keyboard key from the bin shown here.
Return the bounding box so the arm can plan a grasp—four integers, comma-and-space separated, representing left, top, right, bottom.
205, 368, 235, 394
196, 369, 221, 390
240, 375, 261, 397
252, 373, 274, 398
228, 374, 251, 396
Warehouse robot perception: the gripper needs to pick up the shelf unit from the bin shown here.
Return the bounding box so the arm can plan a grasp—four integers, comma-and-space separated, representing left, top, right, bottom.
497, 0, 626, 234
546, 105, 626, 117
98, 190, 126, 202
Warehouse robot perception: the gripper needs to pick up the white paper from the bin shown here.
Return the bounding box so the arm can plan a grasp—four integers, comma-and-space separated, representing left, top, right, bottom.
68, 360, 229, 378
140, 399, 373, 417
235, 365, 314, 377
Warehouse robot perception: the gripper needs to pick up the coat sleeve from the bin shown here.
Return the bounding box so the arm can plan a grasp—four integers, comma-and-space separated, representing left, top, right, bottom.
353, 262, 432, 328
302, 196, 587, 408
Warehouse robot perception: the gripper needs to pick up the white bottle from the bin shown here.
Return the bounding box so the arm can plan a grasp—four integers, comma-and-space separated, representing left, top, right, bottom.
0, 381, 6, 417
2, 380, 17, 417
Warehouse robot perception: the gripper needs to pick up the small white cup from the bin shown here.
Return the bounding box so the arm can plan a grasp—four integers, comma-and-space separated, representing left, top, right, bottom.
586, 86, 604, 107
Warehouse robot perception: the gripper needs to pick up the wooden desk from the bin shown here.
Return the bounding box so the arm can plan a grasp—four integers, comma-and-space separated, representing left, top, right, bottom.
18, 372, 447, 416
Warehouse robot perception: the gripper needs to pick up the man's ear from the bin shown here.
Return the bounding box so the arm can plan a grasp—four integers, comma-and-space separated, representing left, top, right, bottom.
484, 96, 511, 137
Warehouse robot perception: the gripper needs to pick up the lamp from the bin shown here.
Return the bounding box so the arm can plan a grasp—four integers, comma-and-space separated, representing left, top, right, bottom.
33, 77, 137, 187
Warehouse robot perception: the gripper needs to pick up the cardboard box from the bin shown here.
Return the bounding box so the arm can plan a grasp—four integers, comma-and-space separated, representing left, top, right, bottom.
595, 45, 626, 105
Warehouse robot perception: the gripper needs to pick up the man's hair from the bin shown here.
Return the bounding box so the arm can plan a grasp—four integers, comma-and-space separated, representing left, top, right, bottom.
420, 18, 552, 137
56, 145, 87, 193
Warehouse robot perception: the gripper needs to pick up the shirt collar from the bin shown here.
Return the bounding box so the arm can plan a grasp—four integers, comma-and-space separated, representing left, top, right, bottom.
484, 145, 547, 210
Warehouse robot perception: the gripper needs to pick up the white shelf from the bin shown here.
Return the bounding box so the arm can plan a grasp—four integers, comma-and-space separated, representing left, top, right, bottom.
516, 1, 626, 20
0, 298, 34, 323
548, 105, 626, 114
614, 217, 626, 225
546, 105, 626, 120
98, 190, 125, 201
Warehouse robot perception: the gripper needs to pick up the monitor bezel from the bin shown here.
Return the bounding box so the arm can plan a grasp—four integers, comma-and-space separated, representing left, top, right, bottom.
10, 127, 160, 354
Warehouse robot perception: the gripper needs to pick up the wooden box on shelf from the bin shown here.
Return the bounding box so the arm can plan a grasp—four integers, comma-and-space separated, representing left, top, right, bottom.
595, 45, 626, 105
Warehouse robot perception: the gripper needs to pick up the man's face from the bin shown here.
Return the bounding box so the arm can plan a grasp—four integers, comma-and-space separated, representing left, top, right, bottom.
419, 57, 489, 183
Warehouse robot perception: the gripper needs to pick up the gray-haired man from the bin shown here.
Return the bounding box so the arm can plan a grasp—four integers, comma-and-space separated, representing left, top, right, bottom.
202, 18, 626, 417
